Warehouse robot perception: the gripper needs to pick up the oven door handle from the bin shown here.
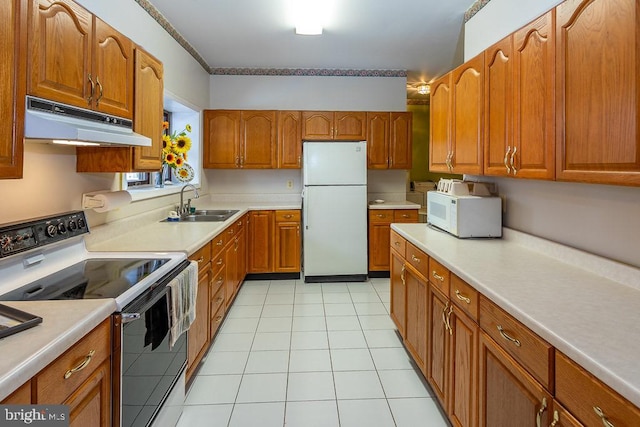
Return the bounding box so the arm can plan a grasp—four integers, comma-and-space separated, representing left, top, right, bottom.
121, 312, 141, 324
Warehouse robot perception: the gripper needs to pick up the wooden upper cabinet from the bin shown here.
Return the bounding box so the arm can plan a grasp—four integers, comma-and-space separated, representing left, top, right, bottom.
0, 0, 26, 179
513, 10, 555, 180
76, 47, 163, 172
28, 0, 134, 119
367, 112, 390, 168
484, 36, 513, 177
302, 111, 366, 140
451, 54, 484, 175
204, 110, 241, 168
92, 18, 134, 119
241, 110, 277, 168
429, 73, 452, 173
390, 112, 412, 169
132, 48, 163, 170
556, 0, 640, 185
277, 111, 302, 168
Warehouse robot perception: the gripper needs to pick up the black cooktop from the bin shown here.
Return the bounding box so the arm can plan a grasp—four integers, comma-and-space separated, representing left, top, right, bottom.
0, 258, 169, 301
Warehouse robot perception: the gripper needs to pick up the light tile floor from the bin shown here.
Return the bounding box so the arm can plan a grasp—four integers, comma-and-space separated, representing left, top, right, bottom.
177, 278, 450, 427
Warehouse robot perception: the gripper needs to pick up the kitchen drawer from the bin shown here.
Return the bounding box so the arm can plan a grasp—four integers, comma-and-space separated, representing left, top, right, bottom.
190, 243, 212, 273
428, 258, 450, 295
556, 351, 640, 427
35, 318, 111, 404
393, 209, 418, 222
210, 305, 225, 337
390, 230, 406, 257
275, 210, 300, 222
369, 209, 393, 223
211, 264, 225, 297
211, 251, 225, 276
210, 282, 225, 319
211, 233, 228, 258
450, 274, 478, 321
223, 223, 237, 239
480, 296, 554, 390
405, 242, 428, 278
234, 214, 248, 229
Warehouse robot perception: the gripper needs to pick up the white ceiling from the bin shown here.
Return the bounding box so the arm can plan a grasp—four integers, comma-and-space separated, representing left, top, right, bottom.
147, 0, 472, 98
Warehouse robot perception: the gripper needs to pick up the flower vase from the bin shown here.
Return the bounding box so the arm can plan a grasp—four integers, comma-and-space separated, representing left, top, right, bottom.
155, 164, 169, 188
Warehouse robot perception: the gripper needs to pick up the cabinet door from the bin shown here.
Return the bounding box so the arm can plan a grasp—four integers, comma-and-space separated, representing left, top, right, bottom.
556, 0, 640, 185
367, 112, 390, 169
334, 111, 367, 140
187, 268, 210, 381
478, 331, 552, 427
28, 0, 93, 109
204, 110, 241, 168
429, 73, 452, 173
278, 111, 302, 168
404, 264, 428, 374
132, 48, 163, 170
275, 220, 301, 272
484, 36, 512, 177
448, 305, 478, 427
0, 0, 25, 179
236, 225, 247, 286
302, 111, 333, 140
248, 210, 274, 273
93, 18, 133, 119
390, 250, 406, 336
369, 222, 391, 271
513, 10, 555, 180
241, 110, 277, 168
64, 359, 111, 427
451, 54, 484, 175
427, 283, 450, 407
225, 240, 238, 308
389, 112, 412, 169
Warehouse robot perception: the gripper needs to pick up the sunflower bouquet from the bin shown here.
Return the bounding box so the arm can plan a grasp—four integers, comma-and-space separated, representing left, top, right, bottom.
162, 121, 194, 182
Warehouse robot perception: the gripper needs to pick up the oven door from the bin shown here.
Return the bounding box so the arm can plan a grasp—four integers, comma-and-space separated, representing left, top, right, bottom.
115, 261, 189, 427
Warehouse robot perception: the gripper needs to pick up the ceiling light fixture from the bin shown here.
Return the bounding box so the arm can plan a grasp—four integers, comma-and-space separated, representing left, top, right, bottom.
294, 0, 323, 35
417, 84, 430, 95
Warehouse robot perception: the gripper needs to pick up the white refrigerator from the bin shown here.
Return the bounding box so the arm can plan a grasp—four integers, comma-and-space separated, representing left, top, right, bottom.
302, 141, 368, 282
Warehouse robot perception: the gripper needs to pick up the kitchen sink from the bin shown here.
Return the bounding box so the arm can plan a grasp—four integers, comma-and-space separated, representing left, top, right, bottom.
162, 209, 239, 222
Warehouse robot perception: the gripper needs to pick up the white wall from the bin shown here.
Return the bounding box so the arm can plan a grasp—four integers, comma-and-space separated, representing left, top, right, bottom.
465, 0, 640, 268
464, 0, 563, 60
0, 0, 211, 225
206, 75, 408, 197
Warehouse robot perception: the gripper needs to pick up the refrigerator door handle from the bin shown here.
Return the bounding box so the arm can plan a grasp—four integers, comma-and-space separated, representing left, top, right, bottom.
303, 189, 309, 230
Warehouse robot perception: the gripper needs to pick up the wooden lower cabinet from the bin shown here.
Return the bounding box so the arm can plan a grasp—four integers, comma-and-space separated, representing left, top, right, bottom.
448, 305, 478, 427
248, 210, 274, 273
427, 283, 450, 406
389, 248, 406, 336
186, 266, 210, 382
478, 331, 552, 427
249, 210, 301, 274
64, 359, 111, 427
404, 263, 428, 374
274, 210, 301, 272
368, 209, 418, 271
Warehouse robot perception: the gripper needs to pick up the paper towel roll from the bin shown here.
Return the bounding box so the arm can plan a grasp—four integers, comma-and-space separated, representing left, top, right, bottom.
82, 190, 132, 212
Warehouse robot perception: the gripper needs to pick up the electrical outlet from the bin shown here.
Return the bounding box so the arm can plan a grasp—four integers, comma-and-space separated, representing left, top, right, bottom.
286, 180, 294, 189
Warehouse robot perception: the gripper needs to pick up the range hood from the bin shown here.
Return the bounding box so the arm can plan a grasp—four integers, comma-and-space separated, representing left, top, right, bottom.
24, 96, 151, 147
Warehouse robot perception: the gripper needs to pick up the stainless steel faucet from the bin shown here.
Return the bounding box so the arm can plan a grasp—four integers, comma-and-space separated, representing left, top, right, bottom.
179, 184, 199, 216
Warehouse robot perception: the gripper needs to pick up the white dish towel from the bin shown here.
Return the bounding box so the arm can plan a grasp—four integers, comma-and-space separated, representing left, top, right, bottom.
168, 261, 199, 349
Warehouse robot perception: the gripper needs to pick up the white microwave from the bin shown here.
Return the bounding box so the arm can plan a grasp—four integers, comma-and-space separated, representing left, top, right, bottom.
427, 191, 502, 238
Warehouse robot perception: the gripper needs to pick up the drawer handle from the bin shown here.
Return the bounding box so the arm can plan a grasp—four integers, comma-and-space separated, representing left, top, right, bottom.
411, 255, 421, 263
216, 240, 223, 246
217, 258, 223, 265
455, 290, 471, 304
64, 350, 95, 379
497, 325, 521, 347
216, 297, 223, 303
284, 214, 292, 219
376, 214, 385, 218
536, 397, 547, 427
196, 256, 204, 263
401, 214, 409, 218
593, 406, 615, 427
550, 410, 559, 427
215, 315, 223, 323
394, 241, 400, 246
432, 271, 444, 282
400, 264, 406, 286
228, 229, 234, 234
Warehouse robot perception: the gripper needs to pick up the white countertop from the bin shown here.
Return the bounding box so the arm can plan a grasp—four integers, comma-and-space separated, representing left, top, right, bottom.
368, 201, 420, 210
0, 299, 117, 401
391, 223, 640, 408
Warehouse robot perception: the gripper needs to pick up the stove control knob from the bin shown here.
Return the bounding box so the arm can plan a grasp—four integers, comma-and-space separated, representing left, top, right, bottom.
68, 220, 77, 231
46, 224, 58, 237
77, 218, 86, 229
57, 223, 67, 234
0, 235, 13, 251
